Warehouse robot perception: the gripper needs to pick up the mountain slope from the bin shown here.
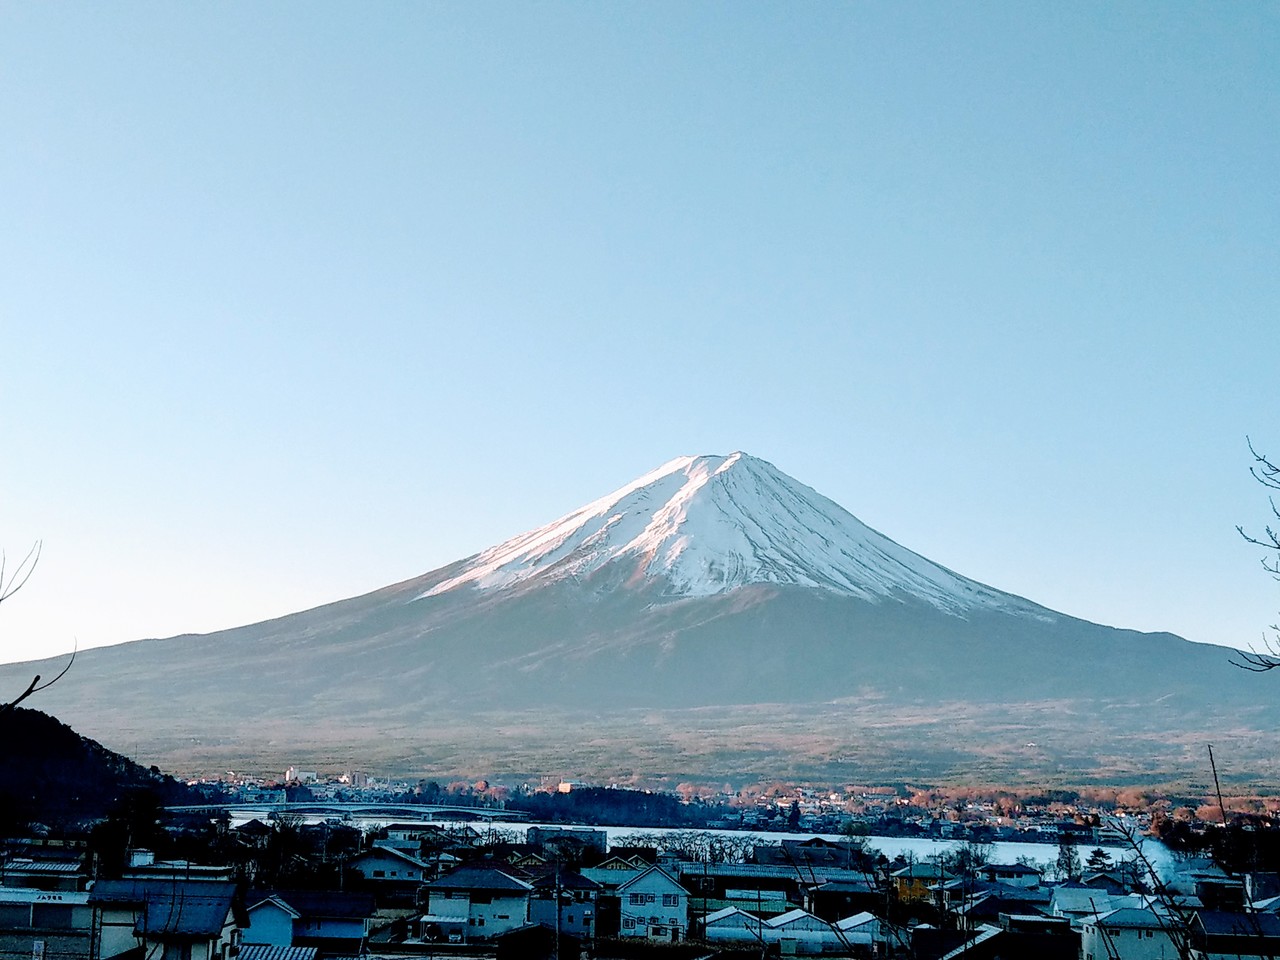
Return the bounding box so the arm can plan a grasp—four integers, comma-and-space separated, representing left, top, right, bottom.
1, 452, 1274, 786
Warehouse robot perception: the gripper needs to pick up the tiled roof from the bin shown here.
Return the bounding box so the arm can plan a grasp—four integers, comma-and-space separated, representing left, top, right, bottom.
1093, 908, 1169, 929
90, 880, 236, 906
428, 866, 532, 892
1196, 909, 1280, 938
248, 890, 376, 920
528, 870, 601, 892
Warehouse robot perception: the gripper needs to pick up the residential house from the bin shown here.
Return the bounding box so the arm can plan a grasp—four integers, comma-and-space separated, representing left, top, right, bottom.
1080, 907, 1181, 960
891, 863, 952, 902
753, 838, 872, 872
348, 847, 429, 905
935, 915, 1078, 960
804, 879, 881, 921
89, 879, 240, 960
1051, 884, 1146, 927
1189, 910, 1280, 959
243, 890, 375, 953
675, 862, 802, 919
348, 847, 429, 885
978, 863, 1042, 888
122, 853, 233, 882
422, 865, 532, 942
1082, 870, 1130, 895
0, 859, 87, 893
525, 827, 606, 860
527, 869, 599, 942
616, 866, 689, 942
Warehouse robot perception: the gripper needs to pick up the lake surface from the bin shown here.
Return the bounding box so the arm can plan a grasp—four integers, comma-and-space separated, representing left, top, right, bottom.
435, 820, 1172, 875
233, 808, 1172, 877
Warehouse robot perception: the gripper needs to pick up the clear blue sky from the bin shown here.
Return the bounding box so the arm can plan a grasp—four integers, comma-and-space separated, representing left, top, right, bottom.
2, 3, 1277, 664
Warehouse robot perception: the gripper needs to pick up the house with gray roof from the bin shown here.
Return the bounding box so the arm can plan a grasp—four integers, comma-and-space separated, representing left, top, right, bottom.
243, 890, 375, 952
422, 865, 532, 942
616, 866, 689, 942
89, 879, 240, 960
1080, 907, 1181, 960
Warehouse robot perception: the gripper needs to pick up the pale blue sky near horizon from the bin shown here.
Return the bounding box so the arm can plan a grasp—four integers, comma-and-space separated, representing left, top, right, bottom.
1, 3, 1277, 665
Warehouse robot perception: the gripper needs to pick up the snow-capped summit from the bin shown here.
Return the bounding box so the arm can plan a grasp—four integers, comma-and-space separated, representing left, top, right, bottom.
421, 452, 1049, 618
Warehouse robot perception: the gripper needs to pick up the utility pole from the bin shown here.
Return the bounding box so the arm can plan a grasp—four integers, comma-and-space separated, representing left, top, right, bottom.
554, 870, 562, 960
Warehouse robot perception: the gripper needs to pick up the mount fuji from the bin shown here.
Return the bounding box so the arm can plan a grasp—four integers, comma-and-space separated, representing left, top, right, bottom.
4, 453, 1274, 786
419, 452, 1047, 617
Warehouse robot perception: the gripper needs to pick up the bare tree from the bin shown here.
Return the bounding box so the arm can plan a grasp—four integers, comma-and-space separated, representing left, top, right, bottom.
1235, 439, 1280, 671
0, 542, 76, 712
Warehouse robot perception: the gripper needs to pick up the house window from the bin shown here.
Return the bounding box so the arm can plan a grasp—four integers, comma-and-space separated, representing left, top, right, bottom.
662, 894, 678, 907
373, 870, 385, 878
623, 919, 635, 930
628, 894, 644, 906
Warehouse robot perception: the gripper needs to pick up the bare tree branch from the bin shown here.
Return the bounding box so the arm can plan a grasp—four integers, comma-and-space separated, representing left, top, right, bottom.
0, 541, 77, 710
0, 639, 77, 714
0, 541, 41, 604
1235, 440, 1280, 671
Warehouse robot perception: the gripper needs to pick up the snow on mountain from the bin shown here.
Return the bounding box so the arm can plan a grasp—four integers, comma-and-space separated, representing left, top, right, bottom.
420, 452, 1053, 618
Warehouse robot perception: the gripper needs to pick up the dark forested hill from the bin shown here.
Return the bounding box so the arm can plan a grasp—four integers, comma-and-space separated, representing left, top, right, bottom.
0, 707, 202, 833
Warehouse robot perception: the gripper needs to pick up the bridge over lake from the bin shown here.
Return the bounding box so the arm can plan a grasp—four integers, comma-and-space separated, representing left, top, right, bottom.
165, 801, 529, 823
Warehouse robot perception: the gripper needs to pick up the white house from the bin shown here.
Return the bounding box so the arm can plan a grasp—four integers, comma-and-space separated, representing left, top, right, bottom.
617, 866, 689, 942
348, 846, 429, 884
978, 863, 1043, 888
1081, 908, 1181, 960
1052, 885, 1145, 927
423, 865, 532, 942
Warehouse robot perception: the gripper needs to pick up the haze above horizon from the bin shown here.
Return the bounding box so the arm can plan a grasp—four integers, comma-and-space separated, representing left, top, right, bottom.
2, 4, 1277, 664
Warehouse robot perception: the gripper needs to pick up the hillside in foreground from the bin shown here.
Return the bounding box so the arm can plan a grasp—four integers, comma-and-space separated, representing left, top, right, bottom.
0, 706, 201, 832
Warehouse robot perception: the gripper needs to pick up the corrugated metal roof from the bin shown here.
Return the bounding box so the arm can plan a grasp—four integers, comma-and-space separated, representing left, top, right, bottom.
238, 945, 318, 960
136, 893, 235, 938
